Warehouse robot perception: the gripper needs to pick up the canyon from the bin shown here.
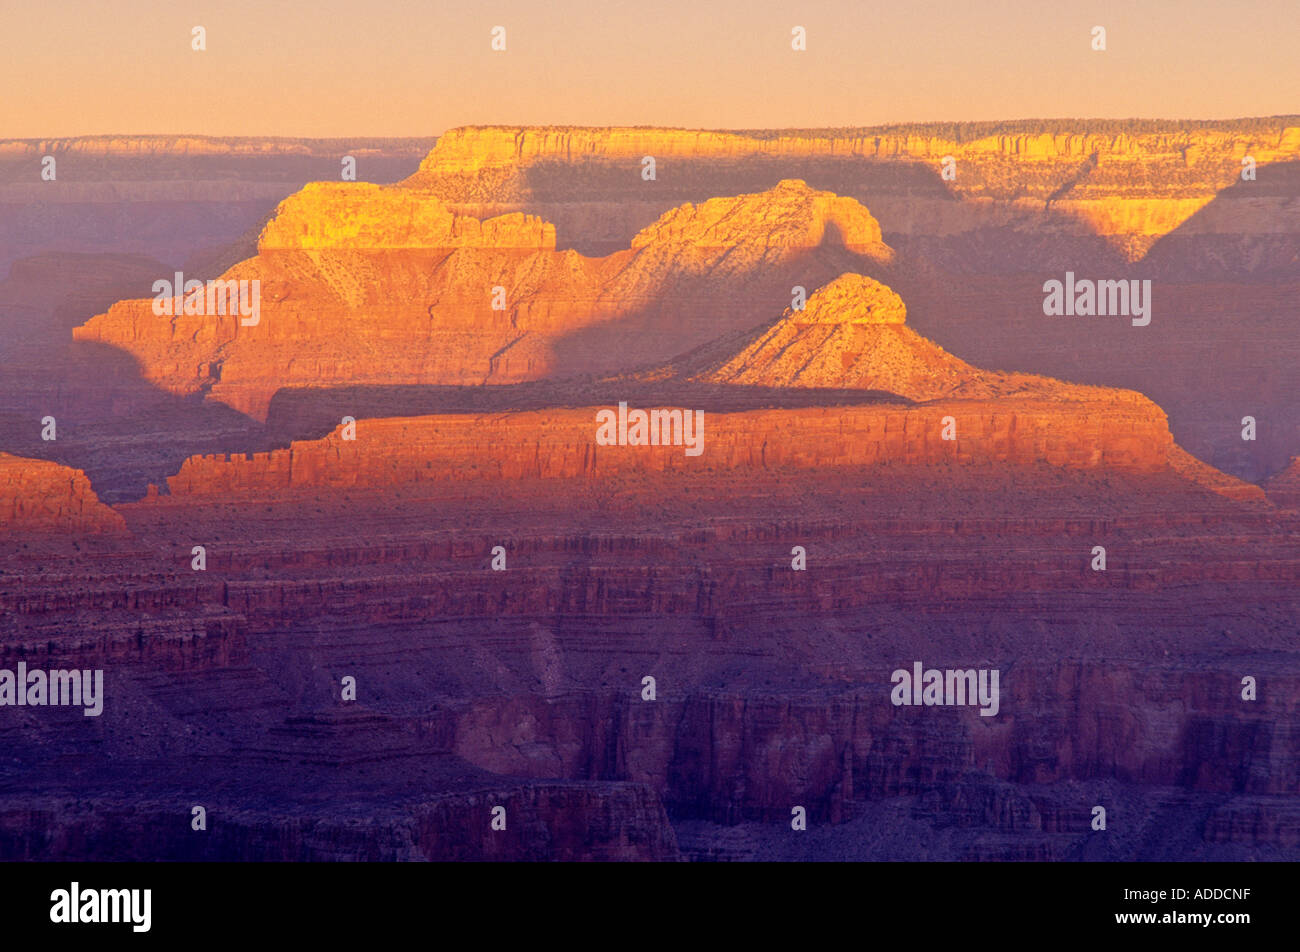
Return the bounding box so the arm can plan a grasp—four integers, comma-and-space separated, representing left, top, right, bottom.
2, 449, 1296, 860
1, 121, 1297, 861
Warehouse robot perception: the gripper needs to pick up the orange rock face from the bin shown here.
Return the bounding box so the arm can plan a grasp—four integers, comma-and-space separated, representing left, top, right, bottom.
410, 124, 1300, 261
162, 392, 1175, 499
690, 273, 989, 400
0, 453, 125, 533
72, 180, 894, 419
415, 124, 1300, 175
630, 180, 888, 253
257, 182, 557, 251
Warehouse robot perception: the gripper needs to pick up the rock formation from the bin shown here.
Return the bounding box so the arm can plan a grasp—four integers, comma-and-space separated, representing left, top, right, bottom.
161, 395, 1176, 499
257, 182, 557, 251
45, 123, 1300, 478
392, 122, 1300, 481
409, 122, 1300, 263
0, 453, 125, 533
72, 180, 894, 419
690, 273, 996, 399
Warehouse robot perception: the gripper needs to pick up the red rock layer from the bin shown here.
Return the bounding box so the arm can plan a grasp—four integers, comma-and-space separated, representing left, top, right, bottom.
163, 394, 1174, 498
0, 453, 125, 533
4, 458, 1295, 858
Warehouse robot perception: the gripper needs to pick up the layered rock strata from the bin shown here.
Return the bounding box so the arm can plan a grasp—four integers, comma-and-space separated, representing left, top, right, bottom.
73, 180, 893, 419
0, 453, 125, 533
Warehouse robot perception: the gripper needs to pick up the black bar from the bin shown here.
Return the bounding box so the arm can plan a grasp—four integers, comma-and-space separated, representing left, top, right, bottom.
1, 861, 1285, 940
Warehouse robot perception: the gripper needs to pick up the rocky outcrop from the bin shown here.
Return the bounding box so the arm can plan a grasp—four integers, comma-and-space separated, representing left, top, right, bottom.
73, 180, 895, 419
0, 454, 125, 533
415, 124, 1300, 176
162, 393, 1174, 498
691, 273, 1002, 400
788, 272, 907, 324
258, 183, 556, 250
631, 179, 887, 254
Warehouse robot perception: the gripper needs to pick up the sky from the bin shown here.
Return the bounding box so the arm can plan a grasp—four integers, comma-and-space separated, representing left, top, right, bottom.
2, 0, 1297, 137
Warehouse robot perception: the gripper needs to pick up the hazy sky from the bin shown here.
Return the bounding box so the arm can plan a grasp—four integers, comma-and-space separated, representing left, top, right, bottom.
3, 0, 1297, 136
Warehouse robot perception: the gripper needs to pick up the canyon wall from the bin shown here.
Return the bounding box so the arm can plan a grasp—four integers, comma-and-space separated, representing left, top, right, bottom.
162, 394, 1175, 498
72, 181, 895, 419
0, 453, 125, 533
3, 432, 1294, 859
410, 123, 1300, 264
417, 124, 1300, 176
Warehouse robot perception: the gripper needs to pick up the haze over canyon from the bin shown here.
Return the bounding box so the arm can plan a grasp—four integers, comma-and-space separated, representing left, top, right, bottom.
0, 118, 1297, 860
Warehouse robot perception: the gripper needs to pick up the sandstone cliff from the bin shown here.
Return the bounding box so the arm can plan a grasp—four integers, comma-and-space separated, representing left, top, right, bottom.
631, 179, 887, 253
415, 124, 1300, 175
409, 123, 1300, 264
73, 180, 895, 419
162, 392, 1175, 500
258, 182, 555, 250
0, 453, 125, 533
